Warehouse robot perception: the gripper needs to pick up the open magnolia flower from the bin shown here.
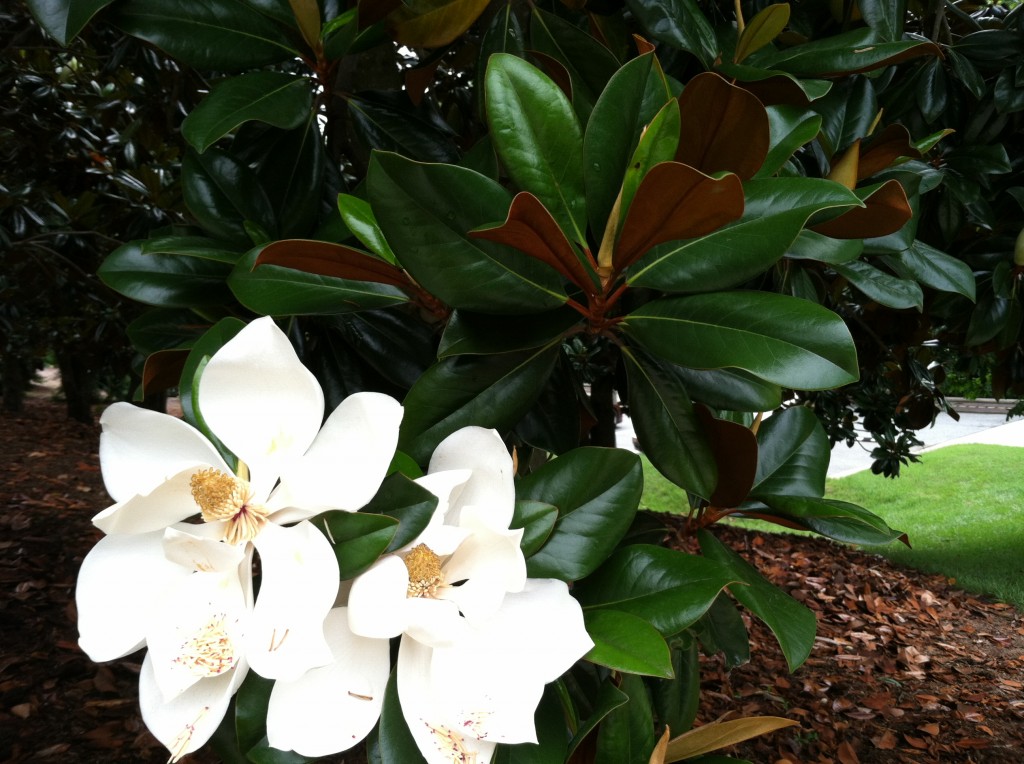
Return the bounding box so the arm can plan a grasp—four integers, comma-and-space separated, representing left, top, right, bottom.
338, 427, 593, 764
75, 317, 402, 761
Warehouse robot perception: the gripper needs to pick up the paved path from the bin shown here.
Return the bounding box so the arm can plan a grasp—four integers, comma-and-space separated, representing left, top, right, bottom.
614, 398, 1024, 479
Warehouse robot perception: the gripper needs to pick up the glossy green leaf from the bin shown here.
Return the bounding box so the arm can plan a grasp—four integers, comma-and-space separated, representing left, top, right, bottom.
514, 354, 581, 455
628, 178, 863, 292
25, 0, 115, 45
595, 672, 656, 764
475, 4, 524, 120
182, 72, 311, 153
833, 259, 923, 311
139, 235, 243, 264
622, 346, 717, 499
318, 511, 397, 580
98, 241, 233, 307
584, 609, 674, 678
111, 0, 299, 70
620, 291, 860, 390
750, 495, 909, 546
813, 76, 878, 158
511, 500, 559, 558
785, 230, 862, 265
530, 7, 620, 125
693, 594, 749, 669
758, 105, 822, 178
399, 345, 559, 464
573, 545, 738, 636
183, 149, 277, 244
584, 52, 674, 240
252, 120, 325, 239
567, 679, 629, 759
337, 194, 397, 264
126, 308, 209, 354
368, 151, 567, 313
516, 448, 643, 581
624, 0, 717, 68
650, 635, 701, 737
373, 668, 428, 764
881, 240, 976, 301
234, 673, 275, 755
734, 3, 790, 63
859, 0, 905, 42
389, 0, 489, 48
347, 90, 460, 164
493, 685, 568, 764
438, 308, 579, 358
751, 406, 829, 499
229, 247, 408, 316
618, 100, 681, 227
698, 530, 816, 671
716, 62, 832, 103
756, 28, 940, 77
485, 53, 587, 246
360, 471, 439, 552
670, 366, 783, 413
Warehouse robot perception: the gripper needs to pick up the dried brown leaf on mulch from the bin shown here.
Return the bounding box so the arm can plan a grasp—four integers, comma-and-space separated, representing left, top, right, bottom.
1, 395, 1022, 763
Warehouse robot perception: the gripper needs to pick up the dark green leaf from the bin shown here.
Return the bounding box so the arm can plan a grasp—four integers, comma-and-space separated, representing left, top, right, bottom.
438, 309, 579, 357
229, 247, 408, 316
573, 545, 738, 636
751, 406, 829, 499
126, 308, 209, 354
492, 685, 568, 764
833, 259, 924, 311
140, 235, 244, 264
511, 500, 559, 557
25, 0, 115, 44
567, 679, 629, 759
916, 58, 949, 124
584, 609, 674, 678
947, 49, 987, 101
475, 4, 525, 120
595, 673, 656, 764
182, 72, 312, 153
620, 291, 860, 390
318, 511, 398, 580
785, 230, 862, 265
351, 471, 438, 553
347, 90, 460, 164
183, 149, 277, 244
98, 241, 233, 307
650, 634, 701, 736
399, 345, 559, 464
751, 495, 909, 546
698, 530, 816, 671
622, 346, 717, 499
859, 0, 905, 42
111, 0, 299, 70
881, 240, 976, 300
995, 67, 1024, 114
758, 105, 822, 178
517, 448, 642, 581
234, 672, 274, 754
694, 594, 750, 669
624, 0, 717, 68
368, 151, 567, 313
485, 53, 587, 246
373, 668, 427, 764
670, 366, 783, 412
251, 121, 326, 239
757, 28, 939, 77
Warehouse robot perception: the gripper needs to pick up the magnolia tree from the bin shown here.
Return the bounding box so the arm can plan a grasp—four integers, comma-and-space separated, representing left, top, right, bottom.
24, 0, 998, 762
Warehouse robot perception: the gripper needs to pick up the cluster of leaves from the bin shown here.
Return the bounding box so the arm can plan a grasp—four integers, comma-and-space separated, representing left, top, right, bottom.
18, 0, 1021, 762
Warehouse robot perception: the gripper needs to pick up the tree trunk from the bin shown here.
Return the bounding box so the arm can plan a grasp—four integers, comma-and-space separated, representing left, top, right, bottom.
2, 351, 26, 414
55, 348, 95, 424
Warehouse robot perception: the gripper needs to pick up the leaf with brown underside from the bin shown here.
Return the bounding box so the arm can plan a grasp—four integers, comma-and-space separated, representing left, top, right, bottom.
470, 191, 596, 291
633, 34, 656, 55
254, 239, 410, 288
695, 405, 758, 509
142, 349, 189, 397
615, 162, 744, 271
811, 179, 911, 239
857, 124, 922, 181
676, 72, 771, 180
663, 716, 800, 761
828, 139, 861, 190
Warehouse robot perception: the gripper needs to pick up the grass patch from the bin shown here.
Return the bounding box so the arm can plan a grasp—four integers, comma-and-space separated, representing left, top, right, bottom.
640, 445, 1024, 608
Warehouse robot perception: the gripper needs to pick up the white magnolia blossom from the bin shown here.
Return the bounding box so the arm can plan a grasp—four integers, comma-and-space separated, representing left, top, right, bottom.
338, 427, 593, 764
75, 317, 402, 761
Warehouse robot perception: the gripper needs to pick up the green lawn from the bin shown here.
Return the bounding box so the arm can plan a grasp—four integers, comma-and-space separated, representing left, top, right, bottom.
640, 444, 1024, 609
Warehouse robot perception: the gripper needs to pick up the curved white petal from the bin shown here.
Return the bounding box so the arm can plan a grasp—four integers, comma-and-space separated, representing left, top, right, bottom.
145, 569, 248, 701
246, 522, 339, 680
162, 523, 245, 573
99, 403, 227, 504
440, 523, 526, 625
266, 608, 389, 756
269, 392, 402, 518
92, 468, 203, 536
199, 318, 324, 499
428, 427, 515, 529
414, 469, 471, 523
398, 637, 498, 764
77, 532, 191, 662
403, 596, 469, 648
347, 556, 412, 639
139, 650, 245, 763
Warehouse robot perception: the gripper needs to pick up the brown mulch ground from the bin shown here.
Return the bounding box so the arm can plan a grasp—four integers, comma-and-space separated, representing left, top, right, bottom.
2, 393, 1022, 763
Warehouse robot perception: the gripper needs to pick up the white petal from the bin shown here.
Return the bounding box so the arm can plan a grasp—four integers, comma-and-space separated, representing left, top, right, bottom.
398, 638, 498, 764
76, 532, 191, 662
402, 597, 469, 648
444, 521, 526, 596
266, 608, 389, 756
269, 392, 403, 519
145, 569, 248, 701
139, 650, 245, 763
199, 317, 324, 499
99, 403, 227, 503
246, 522, 339, 680
92, 468, 202, 536
162, 523, 246, 573
428, 427, 515, 528
347, 556, 412, 639
414, 469, 471, 523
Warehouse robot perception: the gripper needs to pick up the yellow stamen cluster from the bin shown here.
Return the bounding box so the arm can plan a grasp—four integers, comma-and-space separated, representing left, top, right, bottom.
190, 468, 269, 545
404, 544, 444, 598
173, 615, 236, 678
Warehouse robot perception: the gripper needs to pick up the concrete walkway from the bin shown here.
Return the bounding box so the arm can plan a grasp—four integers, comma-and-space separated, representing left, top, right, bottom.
615, 399, 1024, 479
